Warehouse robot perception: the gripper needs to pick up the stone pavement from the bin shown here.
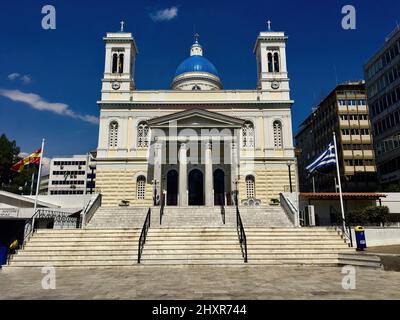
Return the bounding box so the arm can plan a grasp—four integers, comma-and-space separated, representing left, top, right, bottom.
0, 266, 399, 300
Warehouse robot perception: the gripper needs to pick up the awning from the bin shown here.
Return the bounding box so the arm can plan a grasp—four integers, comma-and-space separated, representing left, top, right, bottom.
300, 193, 386, 200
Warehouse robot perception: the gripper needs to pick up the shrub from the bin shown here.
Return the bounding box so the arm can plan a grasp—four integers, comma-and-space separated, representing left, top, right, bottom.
363, 206, 389, 225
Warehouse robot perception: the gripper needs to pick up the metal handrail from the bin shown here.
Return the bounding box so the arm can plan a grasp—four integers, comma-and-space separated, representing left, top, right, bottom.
138, 208, 151, 264
83, 194, 102, 227
160, 194, 165, 225
220, 194, 225, 225
236, 206, 248, 263
280, 193, 297, 225
330, 206, 353, 247
6, 208, 80, 263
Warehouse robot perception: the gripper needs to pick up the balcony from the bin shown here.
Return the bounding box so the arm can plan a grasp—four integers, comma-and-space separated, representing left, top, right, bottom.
361, 135, 372, 143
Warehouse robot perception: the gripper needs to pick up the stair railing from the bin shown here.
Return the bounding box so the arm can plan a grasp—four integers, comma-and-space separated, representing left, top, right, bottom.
159, 194, 165, 225
138, 208, 151, 264
220, 194, 225, 225
330, 206, 353, 247
5, 208, 79, 264
236, 206, 248, 263
82, 193, 102, 228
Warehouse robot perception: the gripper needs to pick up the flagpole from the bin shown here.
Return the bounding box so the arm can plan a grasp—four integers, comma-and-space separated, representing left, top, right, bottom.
32, 139, 45, 229
332, 132, 346, 232
30, 172, 35, 196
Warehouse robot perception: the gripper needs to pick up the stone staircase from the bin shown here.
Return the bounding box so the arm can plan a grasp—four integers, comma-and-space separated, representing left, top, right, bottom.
87, 207, 149, 229
5, 229, 140, 268
139, 227, 244, 265
160, 206, 293, 227
245, 227, 354, 265
4, 227, 355, 268
4, 206, 358, 269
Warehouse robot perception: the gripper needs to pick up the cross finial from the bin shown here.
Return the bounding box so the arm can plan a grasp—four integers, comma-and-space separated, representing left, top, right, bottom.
194, 33, 200, 44
120, 20, 125, 32
267, 20, 272, 31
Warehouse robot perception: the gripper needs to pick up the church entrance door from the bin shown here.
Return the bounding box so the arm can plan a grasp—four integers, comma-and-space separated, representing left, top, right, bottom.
167, 170, 178, 206
188, 169, 204, 206
213, 169, 225, 206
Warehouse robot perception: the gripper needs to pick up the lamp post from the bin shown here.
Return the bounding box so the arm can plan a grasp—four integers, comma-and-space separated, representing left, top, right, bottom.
89, 165, 95, 194
152, 179, 158, 206
287, 160, 293, 193
233, 179, 239, 207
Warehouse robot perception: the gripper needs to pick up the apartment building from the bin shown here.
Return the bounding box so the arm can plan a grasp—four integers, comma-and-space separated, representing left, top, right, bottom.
296, 82, 377, 192
364, 26, 400, 188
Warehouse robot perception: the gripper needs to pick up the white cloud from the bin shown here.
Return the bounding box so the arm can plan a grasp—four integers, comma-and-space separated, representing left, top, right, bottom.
7, 73, 32, 84
8, 73, 21, 80
0, 89, 98, 125
21, 75, 32, 84
150, 6, 178, 22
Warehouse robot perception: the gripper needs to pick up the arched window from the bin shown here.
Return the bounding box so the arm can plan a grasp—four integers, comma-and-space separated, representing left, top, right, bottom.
246, 175, 255, 199
112, 53, 118, 74
109, 121, 119, 148
273, 120, 283, 148
136, 176, 146, 200
242, 121, 255, 148
118, 54, 124, 74
267, 53, 273, 73
137, 122, 149, 148
273, 52, 280, 72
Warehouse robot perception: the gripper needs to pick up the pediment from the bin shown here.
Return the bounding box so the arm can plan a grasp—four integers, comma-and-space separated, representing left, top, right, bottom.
148, 108, 245, 128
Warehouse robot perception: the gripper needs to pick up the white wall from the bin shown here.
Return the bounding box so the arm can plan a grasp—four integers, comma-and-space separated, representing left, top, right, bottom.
26, 194, 95, 208
351, 227, 400, 246
378, 193, 400, 213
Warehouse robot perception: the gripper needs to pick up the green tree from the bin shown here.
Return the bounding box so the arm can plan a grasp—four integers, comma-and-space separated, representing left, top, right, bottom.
0, 134, 36, 195
0, 134, 20, 189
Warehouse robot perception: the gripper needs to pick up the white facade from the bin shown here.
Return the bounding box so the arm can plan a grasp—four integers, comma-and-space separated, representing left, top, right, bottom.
48, 155, 96, 195
96, 25, 297, 207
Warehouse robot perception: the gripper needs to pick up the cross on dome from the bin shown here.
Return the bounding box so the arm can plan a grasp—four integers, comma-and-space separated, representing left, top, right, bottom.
267, 20, 272, 31
194, 33, 200, 44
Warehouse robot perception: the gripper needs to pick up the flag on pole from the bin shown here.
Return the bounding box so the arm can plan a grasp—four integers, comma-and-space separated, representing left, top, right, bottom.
10, 149, 42, 173
306, 143, 336, 174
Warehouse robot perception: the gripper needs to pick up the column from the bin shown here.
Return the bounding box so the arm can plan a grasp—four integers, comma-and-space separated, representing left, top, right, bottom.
231, 141, 239, 205
154, 143, 162, 203
205, 142, 214, 206
179, 143, 188, 206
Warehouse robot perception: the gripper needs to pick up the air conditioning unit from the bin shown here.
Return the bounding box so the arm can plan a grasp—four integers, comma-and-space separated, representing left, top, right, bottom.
306, 205, 316, 226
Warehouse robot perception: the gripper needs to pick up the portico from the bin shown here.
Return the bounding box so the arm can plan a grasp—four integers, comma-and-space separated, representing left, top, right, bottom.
148, 109, 243, 207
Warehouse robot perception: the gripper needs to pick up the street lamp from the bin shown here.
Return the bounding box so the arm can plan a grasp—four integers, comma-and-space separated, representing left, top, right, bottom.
287, 160, 293, 193
152, 179, 158, 206
89, 165, 96, 194
233, 179, 239, 207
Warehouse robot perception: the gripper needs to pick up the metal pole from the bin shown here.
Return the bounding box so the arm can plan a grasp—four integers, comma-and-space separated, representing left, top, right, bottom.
333, 132, 346, 232
32, 139, 45, 229
30, 172, 35, 196
312, 175, 316, 193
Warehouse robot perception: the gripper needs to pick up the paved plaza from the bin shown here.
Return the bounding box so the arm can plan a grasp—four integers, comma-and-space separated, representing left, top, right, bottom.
0, 265, 399, 300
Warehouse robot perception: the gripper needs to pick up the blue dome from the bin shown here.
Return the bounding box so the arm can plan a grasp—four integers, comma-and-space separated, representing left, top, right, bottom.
175, 55, 219, 78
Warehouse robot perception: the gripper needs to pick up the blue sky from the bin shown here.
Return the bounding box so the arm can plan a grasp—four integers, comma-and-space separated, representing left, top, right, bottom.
0, 0, 399, 158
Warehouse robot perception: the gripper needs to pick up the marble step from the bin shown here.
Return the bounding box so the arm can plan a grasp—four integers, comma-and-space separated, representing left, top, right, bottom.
338, 253, 382, 269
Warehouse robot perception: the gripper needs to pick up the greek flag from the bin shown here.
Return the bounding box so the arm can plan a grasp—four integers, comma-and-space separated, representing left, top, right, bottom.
306, 143, 336, 174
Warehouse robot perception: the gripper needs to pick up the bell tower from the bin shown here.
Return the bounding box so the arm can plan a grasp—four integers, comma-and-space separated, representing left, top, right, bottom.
101, 21, 138, 101
254, 21, 290, 100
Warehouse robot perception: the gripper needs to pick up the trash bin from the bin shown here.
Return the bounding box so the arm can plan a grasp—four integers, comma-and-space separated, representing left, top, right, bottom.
0, 246, 8, 267
354, 226, 367, 251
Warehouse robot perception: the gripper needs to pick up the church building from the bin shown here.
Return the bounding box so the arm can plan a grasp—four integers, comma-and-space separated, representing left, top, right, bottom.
95, 23, 297, 208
